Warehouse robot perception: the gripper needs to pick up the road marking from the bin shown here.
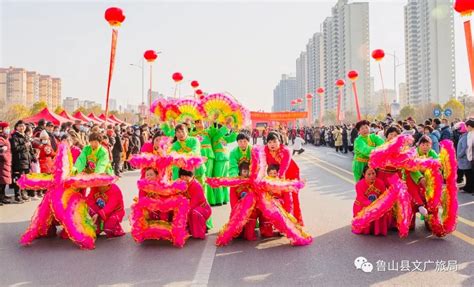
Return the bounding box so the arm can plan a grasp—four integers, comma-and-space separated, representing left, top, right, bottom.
458, 216, 474, 228
452, 231, 474, 245
459, 201, 474, 207
300, 154, 474, 245
328, 151, 351, 159
191, 235, 217, 287
302, 153, 354, 177
300, 156, 354, 184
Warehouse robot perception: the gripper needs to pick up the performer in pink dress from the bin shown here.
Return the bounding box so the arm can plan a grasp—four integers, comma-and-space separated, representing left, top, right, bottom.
179, 168, 212, 239
86, 183, 125, 238
264, 132, 303, 225
353, 167, 392, 236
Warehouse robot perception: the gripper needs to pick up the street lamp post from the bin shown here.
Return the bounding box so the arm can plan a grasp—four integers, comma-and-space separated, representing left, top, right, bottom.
386, 51, 404, 103
130, 58, 145, 118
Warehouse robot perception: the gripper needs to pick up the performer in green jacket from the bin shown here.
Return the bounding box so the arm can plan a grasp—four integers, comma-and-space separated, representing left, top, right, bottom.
170, 124, 205, 181
210, 121, 237, 205
190, 119, 216, 202
352, 120, 385, 182
229, 133, 252, 177
73, 132, 114, 176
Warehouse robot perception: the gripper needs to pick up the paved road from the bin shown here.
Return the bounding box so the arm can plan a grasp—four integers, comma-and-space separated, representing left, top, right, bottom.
0, 144, 472, 286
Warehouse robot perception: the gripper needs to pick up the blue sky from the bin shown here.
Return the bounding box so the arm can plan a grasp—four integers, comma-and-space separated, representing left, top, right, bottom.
0, 0, 469, 111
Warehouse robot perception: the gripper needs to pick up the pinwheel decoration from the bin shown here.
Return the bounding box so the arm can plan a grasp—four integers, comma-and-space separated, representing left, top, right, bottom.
206, 146, 312, 246
18, 143, 117, 249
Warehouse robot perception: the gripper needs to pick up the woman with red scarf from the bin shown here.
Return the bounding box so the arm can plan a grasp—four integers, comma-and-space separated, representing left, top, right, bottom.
264, 131, 303, 225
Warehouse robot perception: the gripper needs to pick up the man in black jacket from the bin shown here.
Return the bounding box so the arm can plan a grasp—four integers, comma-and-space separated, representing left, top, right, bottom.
112, 127, 123, 176
10, 120, 34, 203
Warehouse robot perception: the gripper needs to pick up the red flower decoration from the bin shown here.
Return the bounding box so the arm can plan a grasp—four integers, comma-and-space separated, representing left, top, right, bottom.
105, 7, 125, 27
306, 94, 313, 99
316, 87, 325, 94
195, 89, 203, 95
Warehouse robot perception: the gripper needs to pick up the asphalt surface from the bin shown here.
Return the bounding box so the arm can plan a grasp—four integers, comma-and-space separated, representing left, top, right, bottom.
0, 143, 473, 286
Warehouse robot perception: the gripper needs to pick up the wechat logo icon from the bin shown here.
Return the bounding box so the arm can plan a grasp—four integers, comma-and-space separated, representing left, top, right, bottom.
354, 257, 374, 273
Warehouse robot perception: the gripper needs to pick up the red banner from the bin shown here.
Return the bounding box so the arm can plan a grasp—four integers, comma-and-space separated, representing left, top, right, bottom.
105, 29, 118, 122
251, 111, 308, 122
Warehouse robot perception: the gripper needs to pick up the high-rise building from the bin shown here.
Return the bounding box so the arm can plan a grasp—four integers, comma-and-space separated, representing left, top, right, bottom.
296, 0, 370, 118
296, 51, 308, 102
306, 33, 322, 119
404, 0, 455, 105
272, 74, 297, 112
374, 89, 397, 110
63, 97, 80, 112
399, 82, 408, 107
0, 69, 8, 113
51, 77, 61, 109
0, 67, 62, 112
26, 72, 39, 106
39, 75, 52, 107
6, 68, 27, 107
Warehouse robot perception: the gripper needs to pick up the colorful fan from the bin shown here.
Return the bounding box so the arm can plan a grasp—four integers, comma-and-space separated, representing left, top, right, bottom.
228, 103, 250, 129
176, 98, 206, 122
200, 93, 239, 124
151, 98, 181, 122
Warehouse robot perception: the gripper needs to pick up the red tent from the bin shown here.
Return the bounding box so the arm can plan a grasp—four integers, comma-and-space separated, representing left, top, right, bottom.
88, 113, 105, 124
98, 113, 120, 124
73, 111, 96, 124
110, 114, 127, 125
23, 108, 71, 126
59, 110, 78, 122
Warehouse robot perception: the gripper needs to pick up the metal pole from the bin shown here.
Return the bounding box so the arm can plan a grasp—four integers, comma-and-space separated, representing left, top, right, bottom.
141, 58, 145, 105
394, 51, 397, 102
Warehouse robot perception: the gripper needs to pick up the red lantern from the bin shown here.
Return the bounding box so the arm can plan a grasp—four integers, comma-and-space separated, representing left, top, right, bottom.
347, 70, 359, 82
316, 87, 325, 94
195, 89, 203, 95
372, 49, 385, 62
172, 72, 183, 82
191, 81, 200, 88
454, 0, 474, 15
306, 93, 313, 99
143, 50, 158, 62
335, 79, 345, 87
105, 7, 126, 27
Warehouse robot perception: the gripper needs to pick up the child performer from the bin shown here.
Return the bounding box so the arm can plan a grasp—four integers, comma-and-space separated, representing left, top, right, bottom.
179, 168, 212, 239
86, 183, 125, 238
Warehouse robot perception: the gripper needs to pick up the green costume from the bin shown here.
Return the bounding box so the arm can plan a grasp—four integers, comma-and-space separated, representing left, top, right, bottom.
352, 133, 385, 181
73, 145, 114, 175
160, 123, 176, 138
170, 136, 205, 180
210, 124, 237, 205
229, 145, 252, 177
190, 127, 216, 201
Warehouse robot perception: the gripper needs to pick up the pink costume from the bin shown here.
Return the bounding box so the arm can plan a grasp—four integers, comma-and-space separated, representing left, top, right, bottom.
230, 184, 273, 239
86, 183, 125, 238
353, 178, 392, 236
264, 145, 303, 225
186, 179, 212, 239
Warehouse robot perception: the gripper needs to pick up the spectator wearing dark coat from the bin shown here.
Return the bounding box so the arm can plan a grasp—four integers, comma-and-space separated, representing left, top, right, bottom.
0, 122, 12, 205
10, 120, 34, 203
112, 127, 123, 176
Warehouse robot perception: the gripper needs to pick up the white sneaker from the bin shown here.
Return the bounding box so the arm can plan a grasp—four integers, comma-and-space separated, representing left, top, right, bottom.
418, 206, 428, 216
